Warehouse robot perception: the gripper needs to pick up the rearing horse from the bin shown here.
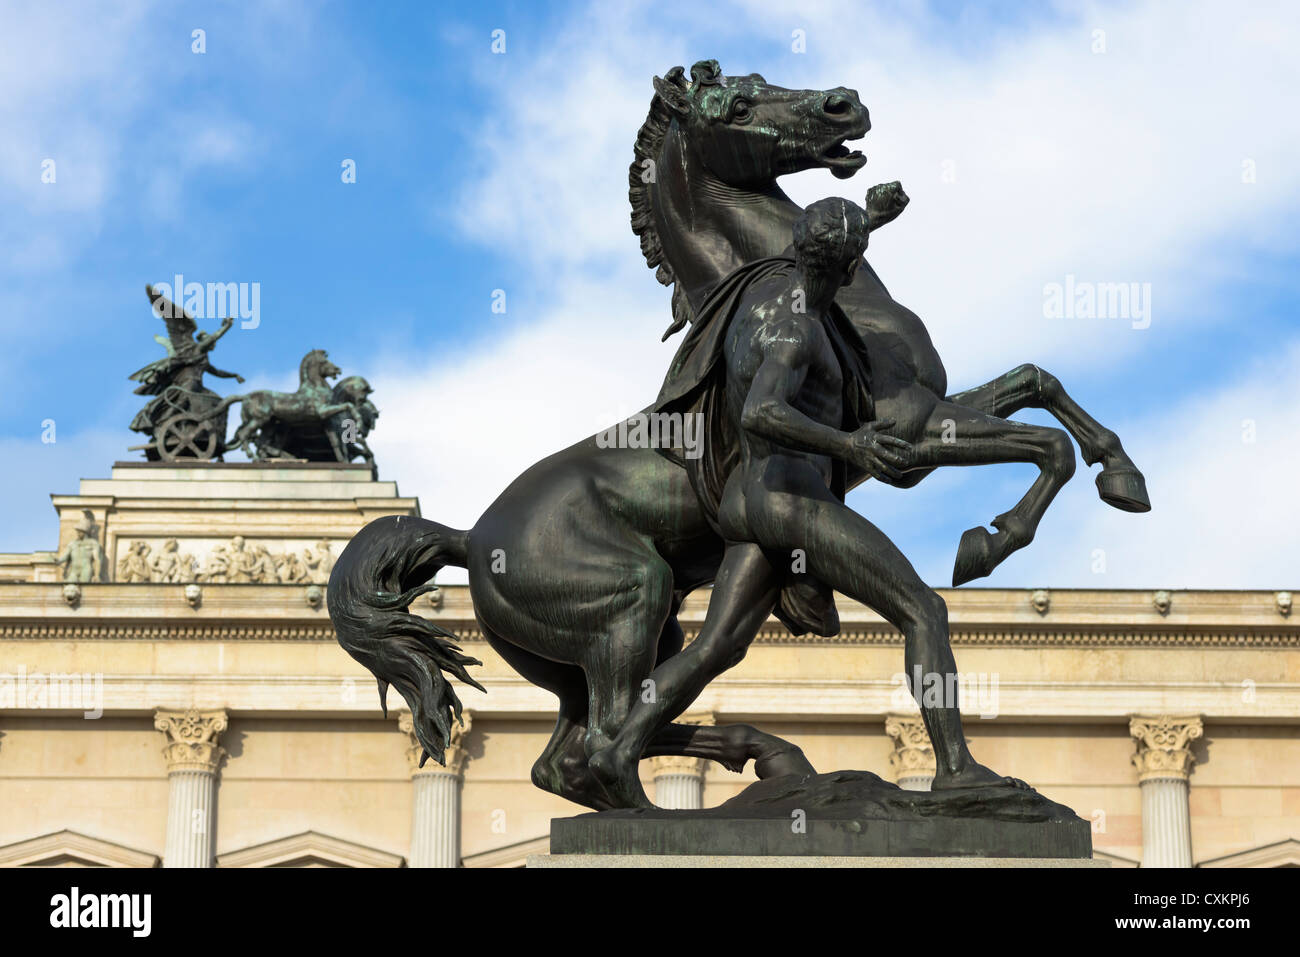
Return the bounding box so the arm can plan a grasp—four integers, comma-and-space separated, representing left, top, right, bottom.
636, 61, 1148, 586
329, 62, 1150, 811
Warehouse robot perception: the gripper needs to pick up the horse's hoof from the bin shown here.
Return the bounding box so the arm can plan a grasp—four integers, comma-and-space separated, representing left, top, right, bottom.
953, 526, 996, 586
1096, 467, 1151, 513
588, 747, 652, 808
753, 746, 816, 780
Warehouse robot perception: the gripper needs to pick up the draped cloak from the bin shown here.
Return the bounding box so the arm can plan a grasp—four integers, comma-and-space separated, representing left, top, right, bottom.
651, 253, 877, 638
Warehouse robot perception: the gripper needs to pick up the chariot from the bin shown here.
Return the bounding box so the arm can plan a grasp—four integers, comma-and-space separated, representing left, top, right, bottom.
128, 385, 230, 461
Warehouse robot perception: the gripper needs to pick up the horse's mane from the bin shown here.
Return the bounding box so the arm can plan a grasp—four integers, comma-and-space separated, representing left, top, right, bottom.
629, 61, 722, 339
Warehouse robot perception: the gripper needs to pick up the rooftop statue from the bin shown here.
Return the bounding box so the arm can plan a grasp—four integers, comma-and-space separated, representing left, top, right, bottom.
329, 62, 1151, 848
200, 349, 373, 463
128, 286, 378, 465
128, 285, 244, 461
56, 510, 108, 583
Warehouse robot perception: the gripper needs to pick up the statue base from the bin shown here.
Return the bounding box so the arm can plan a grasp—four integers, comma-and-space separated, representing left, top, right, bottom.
548, 770, 1093, 861
528, 854, 1106, 868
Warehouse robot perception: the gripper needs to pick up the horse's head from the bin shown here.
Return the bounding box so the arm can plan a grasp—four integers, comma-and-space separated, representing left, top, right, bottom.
300, 349, 341, 386
650, 60, 869, 188
332, 376, 377, 432
630, 60, 874, 335
332, 375, 372, 402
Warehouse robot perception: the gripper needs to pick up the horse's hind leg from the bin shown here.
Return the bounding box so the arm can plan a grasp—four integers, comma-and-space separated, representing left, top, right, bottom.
590, 543, 784, 804
486, 617, 804, 811
230, 408, 262, 458
576, 559, 675, 808
646, 612, 814, 778
483, 626, 616, 810
907, 401, 1077, 585
947, 363, 1150, 512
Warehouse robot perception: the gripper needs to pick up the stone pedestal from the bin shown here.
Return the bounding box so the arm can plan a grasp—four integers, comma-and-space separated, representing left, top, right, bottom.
529, 854, 1108, 868
155, 709, 227, 868
400, 711, 472, 868
551, 769, 1092, 861
1130, 715, 1202, 868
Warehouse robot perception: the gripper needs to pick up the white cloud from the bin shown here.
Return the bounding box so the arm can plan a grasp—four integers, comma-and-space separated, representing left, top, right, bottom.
9, 1, 1289, 590
0, 2, 154, 224
368, 269, 677, 583
735, 0, 1300, 382
996, 336, 1300, 589
372, 0, 1300, 590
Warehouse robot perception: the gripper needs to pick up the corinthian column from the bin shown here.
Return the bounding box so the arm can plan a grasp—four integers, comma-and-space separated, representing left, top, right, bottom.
1130, 715, 1203, 868
154, 709, 228, 868
650, 712, 714, 809
400, 711, 472, 868
885, 715, 935, 791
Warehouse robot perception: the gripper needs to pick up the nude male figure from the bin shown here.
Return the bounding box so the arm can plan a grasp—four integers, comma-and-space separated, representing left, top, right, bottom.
591, 197, 1027, 805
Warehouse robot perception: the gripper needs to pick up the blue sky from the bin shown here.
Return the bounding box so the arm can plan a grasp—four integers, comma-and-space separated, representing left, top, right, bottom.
2, 0, 1297, 590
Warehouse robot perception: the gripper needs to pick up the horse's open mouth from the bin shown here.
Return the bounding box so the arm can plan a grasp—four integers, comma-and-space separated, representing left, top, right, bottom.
822, 140, 867, 179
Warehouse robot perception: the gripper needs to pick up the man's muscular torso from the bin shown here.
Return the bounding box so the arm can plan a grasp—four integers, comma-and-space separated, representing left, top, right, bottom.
718, 273, 847, 537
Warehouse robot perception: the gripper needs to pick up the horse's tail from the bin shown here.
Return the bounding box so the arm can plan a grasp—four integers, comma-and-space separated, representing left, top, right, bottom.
327, 515, 483, 768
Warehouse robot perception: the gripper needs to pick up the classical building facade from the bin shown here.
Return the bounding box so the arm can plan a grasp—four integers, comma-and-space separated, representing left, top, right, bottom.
0, 462, 1296, 867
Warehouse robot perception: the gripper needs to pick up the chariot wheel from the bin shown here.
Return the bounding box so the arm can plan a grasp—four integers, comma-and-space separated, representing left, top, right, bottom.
157, 414, 221, 461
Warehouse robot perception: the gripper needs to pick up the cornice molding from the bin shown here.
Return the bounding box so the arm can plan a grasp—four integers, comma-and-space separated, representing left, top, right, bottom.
3, 620, 1296, 650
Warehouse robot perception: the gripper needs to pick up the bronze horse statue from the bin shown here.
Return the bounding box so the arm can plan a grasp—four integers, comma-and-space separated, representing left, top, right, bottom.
248, 373, 377, 464
329, 62, 1150, 810
203, 349, 362, 460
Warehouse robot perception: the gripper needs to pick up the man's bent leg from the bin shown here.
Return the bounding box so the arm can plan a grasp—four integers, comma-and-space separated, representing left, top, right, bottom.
589, 542, 783, 794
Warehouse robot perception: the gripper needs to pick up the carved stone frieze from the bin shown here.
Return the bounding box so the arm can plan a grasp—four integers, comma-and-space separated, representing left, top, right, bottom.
114, 536, 338, 584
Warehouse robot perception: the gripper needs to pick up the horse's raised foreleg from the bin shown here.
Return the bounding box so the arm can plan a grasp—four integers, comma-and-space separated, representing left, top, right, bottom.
905, 401, 1077, 585
946, 363, 1150, 513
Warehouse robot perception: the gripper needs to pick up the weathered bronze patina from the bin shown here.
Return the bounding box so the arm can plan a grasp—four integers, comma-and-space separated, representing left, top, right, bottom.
329, 62, 1151, 841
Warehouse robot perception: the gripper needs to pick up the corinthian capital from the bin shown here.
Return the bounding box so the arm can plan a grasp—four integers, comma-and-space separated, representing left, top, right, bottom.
1129, 715, 1203, 782
154, 708, 228, 774
649, 711, 716, 778
400, 710, 474, 777
885, 714, 936, 781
